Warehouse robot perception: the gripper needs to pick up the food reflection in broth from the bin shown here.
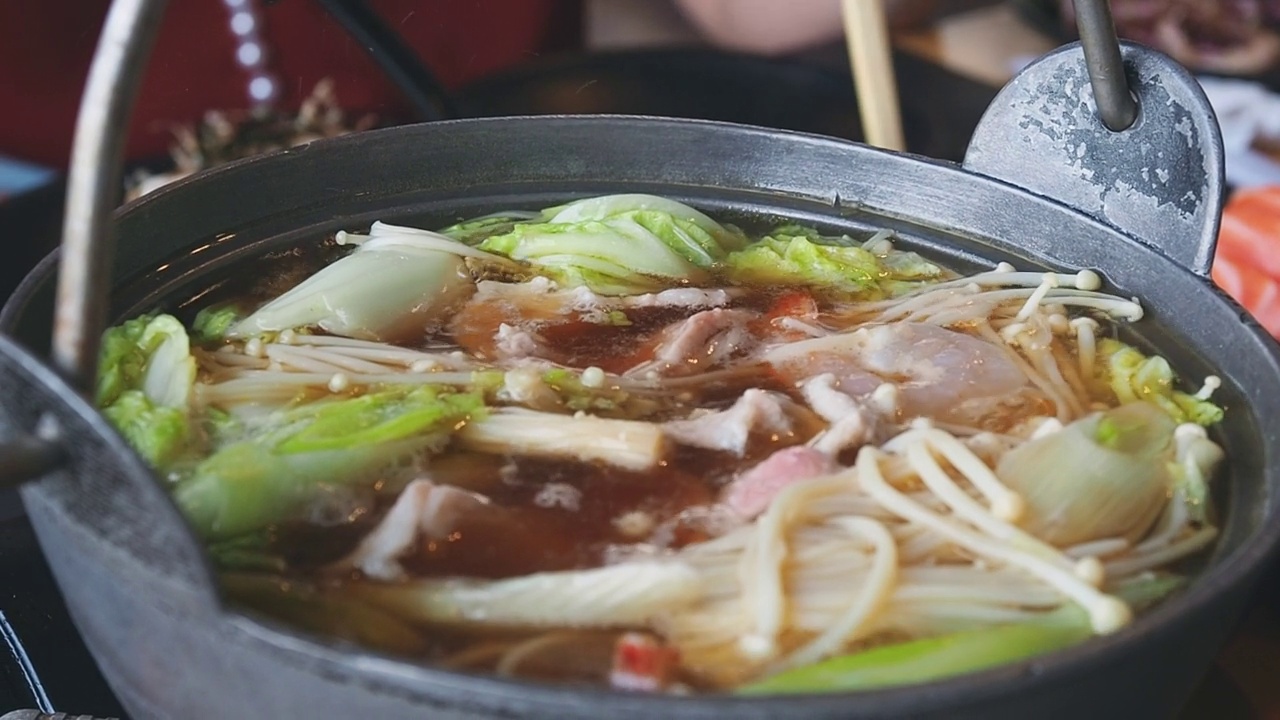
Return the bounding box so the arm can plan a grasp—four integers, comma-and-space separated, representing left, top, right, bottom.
97, 194, 1227, 695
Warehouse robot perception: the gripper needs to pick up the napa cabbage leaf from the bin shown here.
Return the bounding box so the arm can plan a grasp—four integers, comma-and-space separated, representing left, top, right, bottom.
192, 304, 241, 344
996, 402, 1178, 546
173, 386, 485, 539
724, 228, 945, 297
477, 194, 748, 295
228, 223, 476, 342
1093, 339, 1224, 427
96, 314, 197, 468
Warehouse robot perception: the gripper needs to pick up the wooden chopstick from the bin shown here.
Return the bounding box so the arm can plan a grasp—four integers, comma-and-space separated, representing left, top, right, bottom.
841, 0, 907, 152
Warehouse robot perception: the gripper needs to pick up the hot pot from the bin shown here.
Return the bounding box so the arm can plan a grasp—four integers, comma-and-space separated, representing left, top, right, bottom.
1, 1, 1278, 718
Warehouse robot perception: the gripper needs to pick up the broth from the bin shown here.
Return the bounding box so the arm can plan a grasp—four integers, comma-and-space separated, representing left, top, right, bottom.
96, 195, 1228, 695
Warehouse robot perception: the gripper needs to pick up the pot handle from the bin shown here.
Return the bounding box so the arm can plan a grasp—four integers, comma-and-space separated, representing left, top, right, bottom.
962, 40, 1226, 277
54, 0, 169, 393
0, 434, 64, 491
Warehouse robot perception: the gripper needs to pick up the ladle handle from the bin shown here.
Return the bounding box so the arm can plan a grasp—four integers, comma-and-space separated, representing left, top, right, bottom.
1075, 0, 1137, 132
963, 35, 1225, 277
53, 0, 169, 393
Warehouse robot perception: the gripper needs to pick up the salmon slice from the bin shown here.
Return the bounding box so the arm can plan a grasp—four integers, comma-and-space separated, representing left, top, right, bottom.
1212, 186, 1280, 337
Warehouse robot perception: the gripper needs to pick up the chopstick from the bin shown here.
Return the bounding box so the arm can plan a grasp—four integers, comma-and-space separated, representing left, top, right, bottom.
841, 0, 907, 151
315, 0, 456, 122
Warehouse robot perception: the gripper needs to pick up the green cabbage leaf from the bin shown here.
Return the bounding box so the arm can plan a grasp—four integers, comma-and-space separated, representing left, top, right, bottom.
173, 385, 485, 539
724, 227, 944, 297
95, 314, 197, 468
1094, 339, 1224, 427
477, 194, 747, 295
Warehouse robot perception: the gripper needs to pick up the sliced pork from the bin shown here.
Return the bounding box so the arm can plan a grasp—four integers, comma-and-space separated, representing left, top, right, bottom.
663, 389, 800, 456
452, 280, 745, 363
334, 480, 490, 581
721, 446, 838, 519
616, 287, 738, 310
765, 322, 1030, 426
333, 478, 596, 580
800, 374, 894, 455
628, 309, 756, 377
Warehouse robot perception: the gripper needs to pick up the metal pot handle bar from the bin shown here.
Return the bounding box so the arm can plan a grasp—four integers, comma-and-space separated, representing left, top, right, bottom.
52, 0, 169, 395
1075, 0, 1137, 132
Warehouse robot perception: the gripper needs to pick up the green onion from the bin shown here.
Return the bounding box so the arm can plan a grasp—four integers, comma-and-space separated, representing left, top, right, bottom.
738, 622, 1089, 695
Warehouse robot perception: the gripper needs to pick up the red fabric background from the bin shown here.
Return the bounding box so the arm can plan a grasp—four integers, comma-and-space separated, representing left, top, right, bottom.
0, 0, 569, 168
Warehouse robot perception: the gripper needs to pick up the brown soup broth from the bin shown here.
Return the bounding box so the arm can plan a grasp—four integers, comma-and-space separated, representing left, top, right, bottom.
175, 209, 1222, 693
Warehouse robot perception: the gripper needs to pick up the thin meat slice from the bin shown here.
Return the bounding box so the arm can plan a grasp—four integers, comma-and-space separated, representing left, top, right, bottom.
333, 479, 591, 580
663, 389, 800, 456
753, 290, 828, 344
334, 480, 490, 581
764, 322, 1027, 425
560, 283, 741, 315
627, 308, 757, 377
617, 287, 739, 310
721, 446, 838, 519
801, 373, 868, 422
801, 374, 893, 455
453, 280, 747, 365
